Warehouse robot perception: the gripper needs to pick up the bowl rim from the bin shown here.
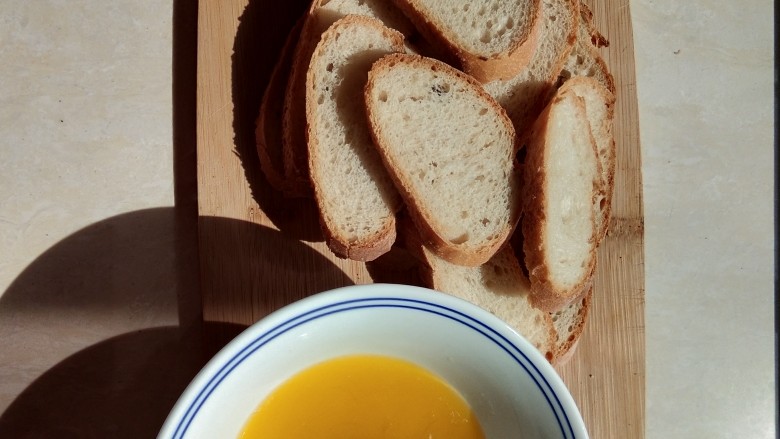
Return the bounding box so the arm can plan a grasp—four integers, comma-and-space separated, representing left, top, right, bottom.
158, 283, 588, 439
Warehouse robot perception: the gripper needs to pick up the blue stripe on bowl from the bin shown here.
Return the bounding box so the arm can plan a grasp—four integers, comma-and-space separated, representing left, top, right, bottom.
170, 297, 576, 439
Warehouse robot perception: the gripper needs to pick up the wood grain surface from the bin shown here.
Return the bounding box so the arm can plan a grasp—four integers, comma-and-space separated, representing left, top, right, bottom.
195, 0, 645, 437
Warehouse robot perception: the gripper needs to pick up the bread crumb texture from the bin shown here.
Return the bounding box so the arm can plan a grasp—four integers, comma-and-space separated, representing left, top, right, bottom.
308, 17, 403, 247
404, 0, 535, 57
367, 56, 517, 250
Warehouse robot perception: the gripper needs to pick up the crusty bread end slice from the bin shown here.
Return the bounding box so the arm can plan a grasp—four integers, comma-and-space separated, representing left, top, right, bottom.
522, 87, 600, 312
305, 15, 405, 261
365, 53, 521, 267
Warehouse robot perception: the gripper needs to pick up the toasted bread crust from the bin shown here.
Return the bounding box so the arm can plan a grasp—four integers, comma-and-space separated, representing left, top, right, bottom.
365, 53, 521, 267
319, 214, 398, 262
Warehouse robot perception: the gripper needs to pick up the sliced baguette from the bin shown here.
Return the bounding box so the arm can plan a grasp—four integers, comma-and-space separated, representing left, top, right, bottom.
483, 0, 579, 139
306, 15, 405, 261
390, 0, 543, 82
255, 19, 305, 196
555, 5, 617, 241
283, 0, 417, 196
419, 243, 557, 361
558, 76, 615, 242
365, 53, 521, 267
402, 215, 588, 365
522, 85, 600, 312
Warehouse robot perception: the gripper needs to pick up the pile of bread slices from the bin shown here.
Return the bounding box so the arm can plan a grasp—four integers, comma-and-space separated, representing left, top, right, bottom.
255, 0, 616, 365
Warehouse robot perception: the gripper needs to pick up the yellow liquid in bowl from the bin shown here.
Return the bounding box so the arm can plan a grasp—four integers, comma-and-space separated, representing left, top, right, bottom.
239, 355, 485, 439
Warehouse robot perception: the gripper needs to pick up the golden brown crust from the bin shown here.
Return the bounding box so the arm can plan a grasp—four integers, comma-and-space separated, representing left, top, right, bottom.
255, 18, 307, 196
407, 202, 512, 267
589, 48, 616, 96
305, 15, 406, 262
365, 53, 521, 267
527, 263, 594, 312
320, 215, 398, 262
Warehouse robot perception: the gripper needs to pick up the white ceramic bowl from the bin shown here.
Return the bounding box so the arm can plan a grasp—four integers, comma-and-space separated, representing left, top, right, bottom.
158, 284, 588, 438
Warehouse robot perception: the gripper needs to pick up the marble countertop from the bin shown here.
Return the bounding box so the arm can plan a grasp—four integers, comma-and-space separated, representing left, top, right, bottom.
0, 0, 774, 437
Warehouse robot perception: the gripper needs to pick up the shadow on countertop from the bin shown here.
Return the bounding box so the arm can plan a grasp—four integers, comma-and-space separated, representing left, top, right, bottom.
0, 211, 354, 438
0, 208, 204, 438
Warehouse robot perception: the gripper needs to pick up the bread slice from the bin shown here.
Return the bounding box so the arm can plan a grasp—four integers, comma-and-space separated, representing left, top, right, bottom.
558, 77, 615, 242
555, 5, 617, 241
550, 284, 592, 365
255, 19, 305, 196
389, 0, 543, 83
283, 0, 416, 196
365, 53, 521, 267
522, 86, 600, 312
483, 0, 579, 139
305, 16, 405, 261
422, 243, 557, 361
395, 216, 554, 360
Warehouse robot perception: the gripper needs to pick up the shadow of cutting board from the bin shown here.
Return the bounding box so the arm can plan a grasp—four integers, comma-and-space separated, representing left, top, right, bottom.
195, 0, 645, 437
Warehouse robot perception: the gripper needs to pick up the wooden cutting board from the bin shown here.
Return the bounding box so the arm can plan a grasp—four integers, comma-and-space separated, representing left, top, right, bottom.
195, 1, 645, 437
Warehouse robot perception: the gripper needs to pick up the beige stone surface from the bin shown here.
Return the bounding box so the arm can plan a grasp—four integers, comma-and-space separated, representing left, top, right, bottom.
633, 0, 775, 437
